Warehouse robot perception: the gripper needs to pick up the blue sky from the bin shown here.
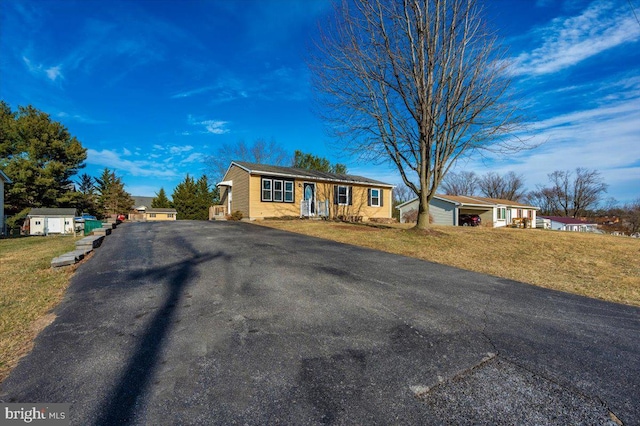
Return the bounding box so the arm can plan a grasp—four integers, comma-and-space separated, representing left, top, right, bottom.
1, 0, 639, 203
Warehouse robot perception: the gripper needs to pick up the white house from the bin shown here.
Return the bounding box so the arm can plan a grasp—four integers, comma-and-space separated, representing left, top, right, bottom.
539, 216, 598, 232
27, 208, 77, 235
396, 195, 538, 228
0, 169, 12, 236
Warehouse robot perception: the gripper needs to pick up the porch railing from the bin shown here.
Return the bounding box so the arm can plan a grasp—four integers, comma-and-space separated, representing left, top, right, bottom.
209, 205, 227, 220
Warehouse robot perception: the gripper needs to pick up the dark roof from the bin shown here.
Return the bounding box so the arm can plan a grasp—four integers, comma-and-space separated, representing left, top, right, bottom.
231, 161, 394, 187
28, 208, 77, 216
540, 216, 597, 225
147, 208, 177, 213
133, 196, 155, 208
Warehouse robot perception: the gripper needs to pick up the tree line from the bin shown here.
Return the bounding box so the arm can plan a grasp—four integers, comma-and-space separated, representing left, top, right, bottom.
1, 101, 135, 230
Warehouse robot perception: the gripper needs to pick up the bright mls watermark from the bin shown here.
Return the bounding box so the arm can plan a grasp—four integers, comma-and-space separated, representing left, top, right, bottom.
1, 404, 69, 425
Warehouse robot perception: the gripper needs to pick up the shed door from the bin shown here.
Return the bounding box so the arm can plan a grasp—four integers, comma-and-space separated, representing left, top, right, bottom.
47, 218, 62, 233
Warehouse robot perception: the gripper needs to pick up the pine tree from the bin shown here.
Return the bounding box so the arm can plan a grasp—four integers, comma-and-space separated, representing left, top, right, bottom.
75, 173, 100, 217
96, 168, 134, 218
172, 174, 218, 220
0, 101, 87, 216
151, 187, 172, 208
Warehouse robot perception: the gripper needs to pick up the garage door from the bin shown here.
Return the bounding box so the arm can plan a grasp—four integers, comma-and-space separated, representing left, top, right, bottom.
47, 218, 63, 233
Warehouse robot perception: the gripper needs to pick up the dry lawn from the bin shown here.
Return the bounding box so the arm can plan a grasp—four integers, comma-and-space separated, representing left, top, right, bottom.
0, 236, 78, 382
257, 220, 640, 307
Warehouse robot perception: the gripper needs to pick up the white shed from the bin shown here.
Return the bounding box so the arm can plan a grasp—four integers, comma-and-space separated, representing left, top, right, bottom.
27, 208, 77, 235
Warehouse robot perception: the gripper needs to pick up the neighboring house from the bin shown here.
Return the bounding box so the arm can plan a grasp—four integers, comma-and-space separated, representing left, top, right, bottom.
1, 169, 12, 235
539, 216, 598, 232
213, 161, 394, 221
129, 197, 177, 221
396, 195, 538, 228
132, 196, 155, 213
27, 208, 77, 235
144, 208, 177, 221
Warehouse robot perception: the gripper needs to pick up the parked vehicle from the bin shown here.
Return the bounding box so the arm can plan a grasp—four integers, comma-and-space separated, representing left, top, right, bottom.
459, 214, 481, 226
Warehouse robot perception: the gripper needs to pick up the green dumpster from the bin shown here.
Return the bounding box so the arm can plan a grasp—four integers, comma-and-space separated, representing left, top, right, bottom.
84, 219, 104, 236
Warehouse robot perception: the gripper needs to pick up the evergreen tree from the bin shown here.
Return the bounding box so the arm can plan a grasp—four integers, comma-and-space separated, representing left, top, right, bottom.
172, 174, 218, 220
151, 187, 172, 208
96, 168, 134, 218
0, 101, 87, 217
75, 173, 100, 217
293, 150, 347, 174
172, 174, 199, 220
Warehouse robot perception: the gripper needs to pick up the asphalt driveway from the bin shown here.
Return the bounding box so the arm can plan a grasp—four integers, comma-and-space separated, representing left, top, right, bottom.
1, 221, 639, 425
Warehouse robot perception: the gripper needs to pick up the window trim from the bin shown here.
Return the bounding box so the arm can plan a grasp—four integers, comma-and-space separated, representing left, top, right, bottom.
369, 188, 381, 207
261, 177, 294, 203
497, 207, 506, 220
337, 185, 349, 205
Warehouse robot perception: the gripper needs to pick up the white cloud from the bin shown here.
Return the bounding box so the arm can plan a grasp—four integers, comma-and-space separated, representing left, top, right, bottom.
201, 120, 229, 134
180, 152, 206, 164
45, 65, 63, 81
511, 1, 640, 76
87, 148, 178, 178
186, 115, 230, 135
169, 145, 193, 154
449, 93, 640, 203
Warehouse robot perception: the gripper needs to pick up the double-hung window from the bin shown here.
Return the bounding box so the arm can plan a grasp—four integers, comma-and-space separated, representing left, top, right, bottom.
337, 185, 349, 205
284, 181, 294, 202
262, 179, 272, 201
369, 188, 381, 207
497, 208, 506, 220
273, 180, 283, 202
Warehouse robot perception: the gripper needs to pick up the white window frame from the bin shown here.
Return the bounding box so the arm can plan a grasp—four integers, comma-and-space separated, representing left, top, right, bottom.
497, 208, 506, 220
262, 178, 273, 202
273, 180, 283, 202
284, 181, 294, 202
370, 188, 381, 207
337, 185, 349, 205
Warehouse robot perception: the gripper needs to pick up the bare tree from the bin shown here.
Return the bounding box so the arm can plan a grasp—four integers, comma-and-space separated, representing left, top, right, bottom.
526, 168, 608, 217
524, 186, 558, 216
547, 168, 607, 217
440, 171, 479, 196
311, 0, 525, 229
478, 171, 526, 201
207, 138, 291, 182
393, 183, 413, 203
623, 199, 640, 234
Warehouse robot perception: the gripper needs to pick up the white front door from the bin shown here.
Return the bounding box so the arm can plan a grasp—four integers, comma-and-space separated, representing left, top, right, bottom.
47, 217, 62, 233
303, 183, 316, 216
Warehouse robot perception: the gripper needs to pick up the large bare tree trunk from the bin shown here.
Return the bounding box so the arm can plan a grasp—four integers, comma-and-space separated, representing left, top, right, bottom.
311, 0, 527, 230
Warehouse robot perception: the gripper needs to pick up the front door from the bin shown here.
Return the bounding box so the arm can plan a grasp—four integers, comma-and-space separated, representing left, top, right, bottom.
304, 183, 315, 216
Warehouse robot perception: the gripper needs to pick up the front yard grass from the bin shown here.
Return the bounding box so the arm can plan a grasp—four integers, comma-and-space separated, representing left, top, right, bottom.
257, 220, 640, 307
0, 236, 78, 382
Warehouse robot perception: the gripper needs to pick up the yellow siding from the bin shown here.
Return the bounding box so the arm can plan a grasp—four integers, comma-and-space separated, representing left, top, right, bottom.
146, 212, 176, 221
248, 175, 392, 220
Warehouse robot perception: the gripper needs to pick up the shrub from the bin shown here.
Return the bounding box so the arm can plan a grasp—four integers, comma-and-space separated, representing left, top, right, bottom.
227, 210, 243, 221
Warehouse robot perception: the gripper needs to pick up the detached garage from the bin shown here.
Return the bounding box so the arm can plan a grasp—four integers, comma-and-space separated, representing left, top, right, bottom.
27, 208, 77, 235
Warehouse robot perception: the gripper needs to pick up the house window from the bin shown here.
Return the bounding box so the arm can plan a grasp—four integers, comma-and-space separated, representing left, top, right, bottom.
35, 220, 41, 225
517, 209, 523, 218
497, 208, 506, 220
527, 210, 533, 219
262, 179, 272, 201
149, 213, 156, 218
369, 188, 381, 207
336, 185, 350, 205
167, 214, 174, 218
261, 177, 294, 203
273, 180, 283, 202
284, 181, 294, 202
